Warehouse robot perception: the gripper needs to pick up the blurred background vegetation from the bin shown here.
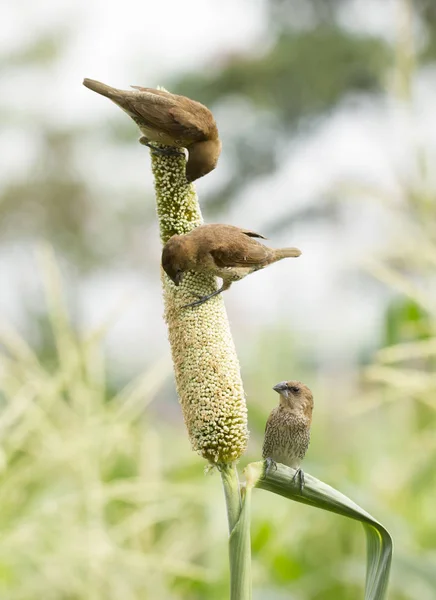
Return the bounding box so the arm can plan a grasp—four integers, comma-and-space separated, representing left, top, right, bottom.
1, 0, 436, 597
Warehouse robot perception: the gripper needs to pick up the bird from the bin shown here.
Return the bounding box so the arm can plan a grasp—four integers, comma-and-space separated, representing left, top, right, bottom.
161, 224, 302, 307
83, 78, 221, 182
262, 380, 314, 492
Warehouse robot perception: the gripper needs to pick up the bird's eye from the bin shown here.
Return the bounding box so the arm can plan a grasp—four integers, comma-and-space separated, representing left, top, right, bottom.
289, 386, 300, 394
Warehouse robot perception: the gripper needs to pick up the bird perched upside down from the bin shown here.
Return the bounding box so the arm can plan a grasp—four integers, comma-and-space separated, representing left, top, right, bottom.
83, 78, 221, 182
161, 224, 301, 307
262, 381, 314, 492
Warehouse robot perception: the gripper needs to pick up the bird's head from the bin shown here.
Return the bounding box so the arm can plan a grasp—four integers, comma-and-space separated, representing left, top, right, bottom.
186, 139, 222, 182
161, 235, 189, 285
273, 380, 313, 415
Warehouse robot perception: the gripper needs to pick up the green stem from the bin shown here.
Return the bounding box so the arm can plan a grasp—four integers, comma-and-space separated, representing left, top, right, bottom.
220, 463, 252, 600
220, 463, 242, 533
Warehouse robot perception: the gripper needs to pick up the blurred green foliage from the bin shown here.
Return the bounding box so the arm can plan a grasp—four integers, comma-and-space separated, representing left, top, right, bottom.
1, 209, 436, 598
175, 28, 388, 117
384, 299, 432, 346
171, 0, 436, 213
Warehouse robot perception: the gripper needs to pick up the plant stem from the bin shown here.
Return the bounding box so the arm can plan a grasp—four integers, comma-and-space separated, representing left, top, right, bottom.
220, 463, 252, 600
220, 463, 242, 532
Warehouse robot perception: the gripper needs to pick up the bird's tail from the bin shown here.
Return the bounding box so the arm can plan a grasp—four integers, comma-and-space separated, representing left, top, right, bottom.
273, 247, 302, 260
83, 78, 122, 98
83, 78, 138, 116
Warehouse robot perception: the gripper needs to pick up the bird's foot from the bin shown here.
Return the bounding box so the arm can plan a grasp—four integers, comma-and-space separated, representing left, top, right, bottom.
182, 288, 224, 308
139, 137, 184, 156
264, 458, 277, 476
182, 295, 212, 308
291, 468, 305, 493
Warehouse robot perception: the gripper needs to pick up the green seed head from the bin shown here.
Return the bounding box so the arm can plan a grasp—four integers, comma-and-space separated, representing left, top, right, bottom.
151, 149, 248, 464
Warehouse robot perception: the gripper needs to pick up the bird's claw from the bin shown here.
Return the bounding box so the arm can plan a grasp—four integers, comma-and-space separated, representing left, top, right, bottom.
291, 468, 305, 493
139, 137, 184, 156
182, 289, 225, 309
264, 457, 277, 476
182, 295, 209, 308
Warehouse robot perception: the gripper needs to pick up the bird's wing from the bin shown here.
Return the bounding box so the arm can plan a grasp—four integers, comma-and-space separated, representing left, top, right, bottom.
167, 104, 212, 140
130, 86, 171, 96
130, 95, 186, 135
129, 88, 209, 141
261, 412, 276, 458
210, 238, 270, 267
239, 228, 267, 240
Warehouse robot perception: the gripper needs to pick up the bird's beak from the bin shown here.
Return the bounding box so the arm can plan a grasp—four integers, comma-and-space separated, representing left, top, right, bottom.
273, 381, 288, 394
173, 272, 183, 286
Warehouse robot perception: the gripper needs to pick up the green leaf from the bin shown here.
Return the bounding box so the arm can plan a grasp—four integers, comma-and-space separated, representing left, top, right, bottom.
246, 461, 393, 600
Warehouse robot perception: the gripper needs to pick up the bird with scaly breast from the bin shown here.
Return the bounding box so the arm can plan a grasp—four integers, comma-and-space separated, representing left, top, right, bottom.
262, 380, 314, 491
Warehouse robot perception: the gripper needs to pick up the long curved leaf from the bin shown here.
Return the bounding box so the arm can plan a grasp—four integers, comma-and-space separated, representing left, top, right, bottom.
245, 461, 393, 600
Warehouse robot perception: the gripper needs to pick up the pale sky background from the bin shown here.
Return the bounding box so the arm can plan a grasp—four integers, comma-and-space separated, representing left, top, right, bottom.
1, 0, 436, 379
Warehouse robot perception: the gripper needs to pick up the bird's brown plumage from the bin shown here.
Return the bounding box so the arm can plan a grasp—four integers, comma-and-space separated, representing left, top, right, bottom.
262, 380, 313, 470
161, 224, 302, 307
83, 78, 221, 181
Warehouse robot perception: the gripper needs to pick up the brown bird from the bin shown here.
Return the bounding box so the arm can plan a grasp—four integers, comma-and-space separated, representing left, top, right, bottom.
262, 380, 314, 491
83, 78, 221, 182
161, 224, 301, 307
